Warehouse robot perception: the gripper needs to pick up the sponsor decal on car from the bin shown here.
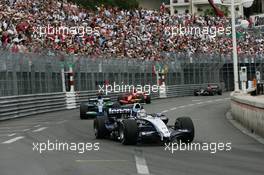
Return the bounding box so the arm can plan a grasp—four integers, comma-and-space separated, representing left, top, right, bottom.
108, 108, 131, 114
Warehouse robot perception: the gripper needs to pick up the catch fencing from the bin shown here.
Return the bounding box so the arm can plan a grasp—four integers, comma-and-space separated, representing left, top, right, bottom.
1, 51, 264, 96
0, 51, 226, 96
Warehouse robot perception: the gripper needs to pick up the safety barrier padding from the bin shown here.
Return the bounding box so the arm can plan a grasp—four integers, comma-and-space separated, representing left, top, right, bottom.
231, 92, 264, 138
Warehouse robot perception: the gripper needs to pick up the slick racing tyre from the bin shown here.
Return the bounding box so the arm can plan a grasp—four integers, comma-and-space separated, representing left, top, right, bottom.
119, 119, 138, 145
117, 95, 122, 103
174, 117, 195, 143
112, 102, 121, 108
208, 90, 214, 96
94, 117, 108, 139
80, 104, 87, 120
139, 95, 145, 103
145, 96, 151, 104
217, 90, 222, 95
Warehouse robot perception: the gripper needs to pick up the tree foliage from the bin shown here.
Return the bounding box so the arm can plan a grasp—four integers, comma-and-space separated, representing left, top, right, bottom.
204, 5, 229, 17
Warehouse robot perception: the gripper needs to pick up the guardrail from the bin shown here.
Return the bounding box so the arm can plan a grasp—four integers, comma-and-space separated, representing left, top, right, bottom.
0, 93, 66, 120
166, 84, 212, 97
0, 83, 221, 120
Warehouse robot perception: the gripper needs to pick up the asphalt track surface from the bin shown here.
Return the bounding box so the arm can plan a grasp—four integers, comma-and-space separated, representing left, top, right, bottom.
0, 93, 263, 175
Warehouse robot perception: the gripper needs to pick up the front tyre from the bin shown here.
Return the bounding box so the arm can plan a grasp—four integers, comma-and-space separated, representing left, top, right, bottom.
94, 117, 108, 139
174, 117, 195, 143
119, 119, 138, 145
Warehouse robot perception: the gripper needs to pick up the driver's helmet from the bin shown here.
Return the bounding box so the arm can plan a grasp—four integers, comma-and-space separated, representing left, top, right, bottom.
97, 95, 103, 105
132, 103, 142, 116
133, 103, 141, 112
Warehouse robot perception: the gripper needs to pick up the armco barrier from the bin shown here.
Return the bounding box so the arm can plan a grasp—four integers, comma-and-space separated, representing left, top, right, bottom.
0, 83, 221, 120
166, 84, 212, 97
0, 93, 66, 120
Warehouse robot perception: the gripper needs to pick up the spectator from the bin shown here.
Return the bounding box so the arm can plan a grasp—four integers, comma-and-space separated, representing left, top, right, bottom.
0, 0, 263, 60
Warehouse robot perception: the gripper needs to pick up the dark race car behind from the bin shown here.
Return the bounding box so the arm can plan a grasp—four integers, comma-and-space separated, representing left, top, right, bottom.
194, 84, 222, 96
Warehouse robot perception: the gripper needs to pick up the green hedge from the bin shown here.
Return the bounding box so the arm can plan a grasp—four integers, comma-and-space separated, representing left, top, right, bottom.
69, 0, 139, 10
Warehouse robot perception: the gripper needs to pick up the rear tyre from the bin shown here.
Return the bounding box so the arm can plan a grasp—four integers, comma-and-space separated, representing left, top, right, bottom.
94, 117, 108, 139
217, 90, 222, 95
80, 105, 87, 120
208, 91, 214, 96
112, 102, 121, 108
119, 120, 138, 145
139, 95, 145, 103
145, 96, 151, 104
117, 95, 123, 105
174, 117, 195, 143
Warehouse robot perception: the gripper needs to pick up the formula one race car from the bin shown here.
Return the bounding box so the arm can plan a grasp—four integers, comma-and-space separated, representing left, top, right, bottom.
94, 103, 195, 145
194, 84, 222, 96
80, 96, 115, 119
117, 91, 151, 105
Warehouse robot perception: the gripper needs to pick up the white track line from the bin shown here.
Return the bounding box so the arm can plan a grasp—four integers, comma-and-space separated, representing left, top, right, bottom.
76, 159, 128, 163
0, 127, 10, 129
0, 129, 30, 133
161, 110, 168, 113
8, 133, 16, 137
34, 125, 41, 128
135, 155, 150, 175
192, 99, 202, 102
2, 136, 24, 144
155, 97, 226, 115
32, 127, 47, 132
56, 120, 67, 124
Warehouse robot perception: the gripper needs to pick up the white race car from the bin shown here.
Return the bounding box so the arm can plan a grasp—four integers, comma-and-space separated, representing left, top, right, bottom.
94, 103, 195, 145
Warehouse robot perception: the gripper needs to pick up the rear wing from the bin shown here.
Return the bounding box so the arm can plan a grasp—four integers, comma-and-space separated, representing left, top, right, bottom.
88, 98, 98, 104
103, 98, 111, 102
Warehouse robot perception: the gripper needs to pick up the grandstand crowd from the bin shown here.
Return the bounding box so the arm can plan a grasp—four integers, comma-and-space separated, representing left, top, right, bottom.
0, 0, 264, 60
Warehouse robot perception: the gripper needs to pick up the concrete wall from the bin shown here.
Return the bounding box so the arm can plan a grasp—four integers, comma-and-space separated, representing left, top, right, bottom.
231, 93, 264, 138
